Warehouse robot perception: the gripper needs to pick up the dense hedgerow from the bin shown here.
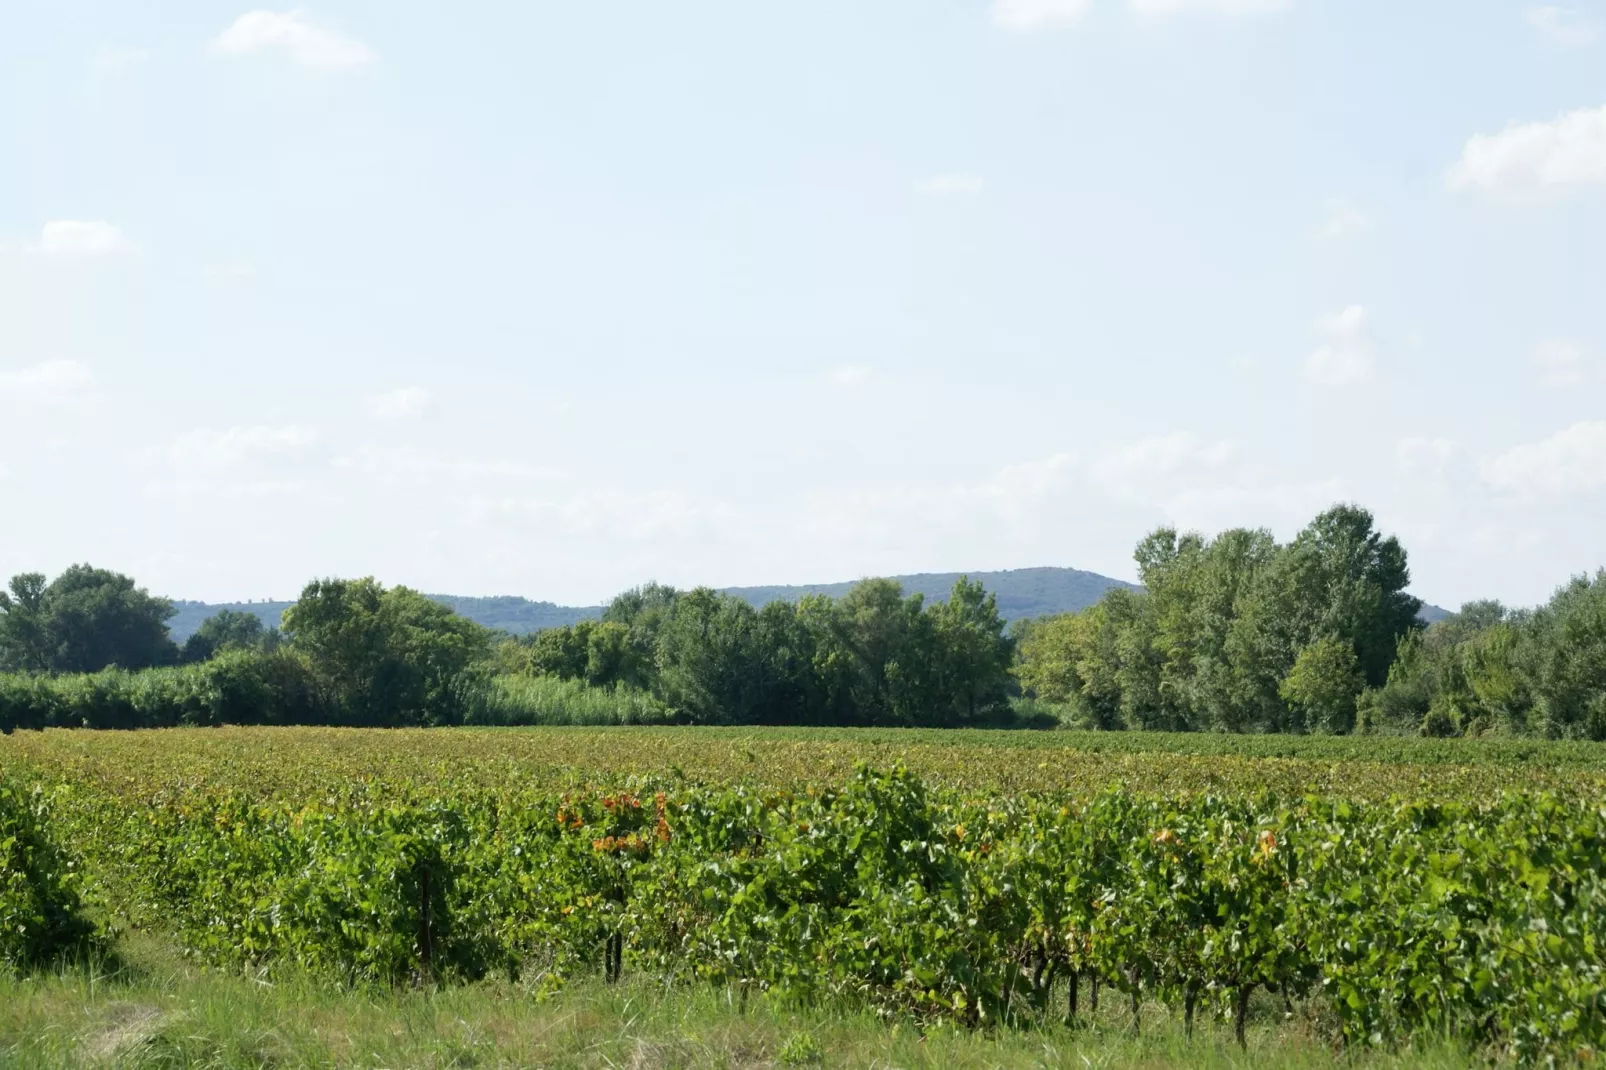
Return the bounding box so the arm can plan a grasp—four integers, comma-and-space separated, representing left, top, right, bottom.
0, 649, 325, 731
0, 777, 96, 967
32, 762, 1606, 1064
0, 654, 674, 732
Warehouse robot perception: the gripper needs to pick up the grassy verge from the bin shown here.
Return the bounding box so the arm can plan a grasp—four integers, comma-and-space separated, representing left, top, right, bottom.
0, 939, 1481, 1070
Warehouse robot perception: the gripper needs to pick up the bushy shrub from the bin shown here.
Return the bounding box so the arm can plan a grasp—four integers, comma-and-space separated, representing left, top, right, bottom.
0, 777, 95, 966
0, 649, 323, 732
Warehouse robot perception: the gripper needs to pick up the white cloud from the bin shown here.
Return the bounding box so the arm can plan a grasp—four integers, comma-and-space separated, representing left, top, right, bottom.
919, 174, 985, 194
1089, 432, 1234, 487
1316, 197, 1373, 240
1524, 6, 1602, 47
204, 260, 255, 282
367, 386, 430, 420
91, 46, 149, 82
992, 0, 1092, 30
333, 447, 562, 484
1397, 437, 1459, 479
0, 360, 95, 401
210, 11, 374, 70
1531, 338, 1603, 386
165, 425, 318, 471
1130, 0, 1292, 16
38, 221, 132, 256
1447, 104, 1606, 197
829, 364, 872, 386
1482, 421, 1606, 496
471, 490, 703, 541
1304, 305, 1376, 386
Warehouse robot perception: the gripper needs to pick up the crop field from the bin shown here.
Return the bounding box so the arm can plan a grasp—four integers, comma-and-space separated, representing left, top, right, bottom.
3, 726, 1606, 1067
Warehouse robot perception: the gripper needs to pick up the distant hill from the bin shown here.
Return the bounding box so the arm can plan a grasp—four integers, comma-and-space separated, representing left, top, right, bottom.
1418, 603, 1453, 625
165, 567, 1136, 641
167, 595, 600, 641
167, 567, 1448, 641
721, 567, 1137, 623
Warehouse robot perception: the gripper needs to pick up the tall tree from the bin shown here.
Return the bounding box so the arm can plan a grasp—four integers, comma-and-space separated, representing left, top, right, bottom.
181, 609, 274, 663
282, 578, 490, 725
926, 577, 1016, 725
0, 573, 49, 672
0, 565, 178, 673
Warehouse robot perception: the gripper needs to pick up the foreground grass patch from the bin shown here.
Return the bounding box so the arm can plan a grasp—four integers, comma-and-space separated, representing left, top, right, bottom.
0, 942, 1484, 1070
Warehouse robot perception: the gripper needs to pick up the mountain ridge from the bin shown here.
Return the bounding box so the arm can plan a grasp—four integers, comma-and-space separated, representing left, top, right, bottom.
166, 566, 1139, 640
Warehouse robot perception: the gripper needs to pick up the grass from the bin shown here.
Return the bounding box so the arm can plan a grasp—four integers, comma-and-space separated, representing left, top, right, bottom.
0, 938, 1483, 1070
469, 676, 674, 727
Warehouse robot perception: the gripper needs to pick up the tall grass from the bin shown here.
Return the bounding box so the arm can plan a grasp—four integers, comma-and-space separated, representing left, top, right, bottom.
0, 939, 1483, 1070
467, 674, 674, 726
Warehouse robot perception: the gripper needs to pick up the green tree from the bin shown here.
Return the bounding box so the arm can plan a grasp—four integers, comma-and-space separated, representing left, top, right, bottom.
181, 609, 275, 663
926, 577, 1015, 725
1279, 636, 1363, 734
653, 588, 768, 724
0, 565, 178, 673
0, 573, 49, 672
282, 578, 490, 725
1276, 505, 1422, 688
1526, 571, 1606, 739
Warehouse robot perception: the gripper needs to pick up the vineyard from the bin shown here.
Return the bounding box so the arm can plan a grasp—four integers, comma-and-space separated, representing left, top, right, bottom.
3, 727, 1605, 1065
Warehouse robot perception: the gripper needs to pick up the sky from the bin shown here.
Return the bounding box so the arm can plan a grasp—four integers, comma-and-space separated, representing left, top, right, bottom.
2, 0, 1604, 610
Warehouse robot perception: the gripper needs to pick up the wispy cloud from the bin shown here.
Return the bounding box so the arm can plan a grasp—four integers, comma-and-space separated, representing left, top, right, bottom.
1129, 0, 1293, 17
367, 386, 430, 420
1304, 305, 1376, 386
90, 46, 150, 83
1396, 437, 1459, 479
1447, 104, 1606, 197
165, 425, 319, 471
1315, 197, 1373, 240
37, 221, 133, 256
992, 0, 1092, 30
210, 10, 374, 70
1483, 421, 1606, 497
204, 260, 255, 282
919, 174, 985, 195
1524, 6, 1601, 47
0, 360, 96, 401
828, 365, 872, 386
1531, 338, 1604, 386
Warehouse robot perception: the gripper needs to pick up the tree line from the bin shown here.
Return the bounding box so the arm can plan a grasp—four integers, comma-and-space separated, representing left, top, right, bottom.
0, 569, 1017, 730
2, 502, 1603, 737
1016, 505, 1606, 739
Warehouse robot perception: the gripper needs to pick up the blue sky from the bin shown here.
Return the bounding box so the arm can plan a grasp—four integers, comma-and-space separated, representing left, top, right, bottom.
2, 1, 1603, 609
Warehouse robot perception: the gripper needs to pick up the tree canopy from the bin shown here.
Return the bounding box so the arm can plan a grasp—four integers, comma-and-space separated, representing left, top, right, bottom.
0, 565, 178, 673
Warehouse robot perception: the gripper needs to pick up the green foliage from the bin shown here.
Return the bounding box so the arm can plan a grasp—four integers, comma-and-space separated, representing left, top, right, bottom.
0, 565, 178, 674
1363, 572, 1606, 740
1018, 507, 1427, 735
508, 576, 1019, 728
1279, 636, 1363, 734
519, 619, 653, 691
24, 749, 1606, 1063
0, 649, 323, 732
470, 675, 674, 726
282, 578, 492, 726
181, 609, 277, 663
0, 777, 95, 966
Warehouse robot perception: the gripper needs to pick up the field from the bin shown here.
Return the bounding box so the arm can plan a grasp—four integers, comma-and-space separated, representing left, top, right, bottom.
3, 726, 1606, 1067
